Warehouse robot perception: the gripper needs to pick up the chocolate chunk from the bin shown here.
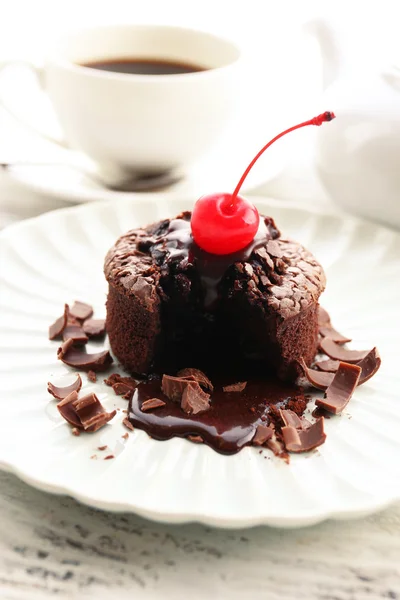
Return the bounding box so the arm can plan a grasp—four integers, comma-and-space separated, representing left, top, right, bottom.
316, 362, 361, 414
181, 382, 211, 415
69, 301, 93, 321
87, 370, 97, 382
282, 418, 326, 453
252, 424, 274, 446
299, 358, 335, 390
48, 304, 69, 340
315, 359, 340, 372
319, 338, 370, 363
141, 397, 166, 412
223, 381, 247, 392
47, 374, 82, 400
358, 347, 381, 384
177, 368, 214, 392
187, 435, 203, 444
161, 374, 193, 401
113, 382, 134, 397
123, 418, 135, 431
82, 318, 106, 338
58, 344, 113, 372
62, 325, 88, 344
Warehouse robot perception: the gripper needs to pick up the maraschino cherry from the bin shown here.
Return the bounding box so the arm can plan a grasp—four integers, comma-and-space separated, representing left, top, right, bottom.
191, 111, 335, 255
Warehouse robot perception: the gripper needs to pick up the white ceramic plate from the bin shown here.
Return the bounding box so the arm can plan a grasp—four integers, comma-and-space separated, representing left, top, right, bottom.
0, 196, 399, 528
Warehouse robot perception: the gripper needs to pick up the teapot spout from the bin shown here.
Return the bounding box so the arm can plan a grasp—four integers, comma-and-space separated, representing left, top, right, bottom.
304, 19, 343, 90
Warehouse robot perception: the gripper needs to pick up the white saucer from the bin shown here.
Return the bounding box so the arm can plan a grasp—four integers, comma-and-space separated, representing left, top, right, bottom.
0, 195, 399, 528
4, 129, 285, 204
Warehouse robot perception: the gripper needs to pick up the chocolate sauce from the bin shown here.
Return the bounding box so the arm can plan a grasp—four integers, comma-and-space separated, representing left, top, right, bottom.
81, 58, 205, 76
128, 376, 305, 454
152, 216, 279, 309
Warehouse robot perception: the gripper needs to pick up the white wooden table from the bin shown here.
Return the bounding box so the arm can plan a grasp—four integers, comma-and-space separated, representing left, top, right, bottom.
1, 470, 399, 599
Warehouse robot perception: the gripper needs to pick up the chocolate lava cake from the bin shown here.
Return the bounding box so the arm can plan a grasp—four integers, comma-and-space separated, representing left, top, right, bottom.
104, 212, 326, 381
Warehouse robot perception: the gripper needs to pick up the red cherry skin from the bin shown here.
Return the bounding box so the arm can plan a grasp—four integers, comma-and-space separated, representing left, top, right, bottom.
191, 192, 260, 255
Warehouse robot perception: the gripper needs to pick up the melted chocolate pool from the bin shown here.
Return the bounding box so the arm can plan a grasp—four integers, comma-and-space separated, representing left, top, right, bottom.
128, 376, 306, 454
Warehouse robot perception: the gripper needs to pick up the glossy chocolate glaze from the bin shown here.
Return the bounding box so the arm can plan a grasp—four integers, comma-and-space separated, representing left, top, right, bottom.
151, 215, 279, 309
128, 376, 306, 454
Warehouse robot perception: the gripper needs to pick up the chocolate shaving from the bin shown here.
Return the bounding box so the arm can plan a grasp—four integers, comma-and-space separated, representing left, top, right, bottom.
266, 434, 285, 456
69, 301, 93, 321
223, 381, 247, 392
48, 304, 69, 340
57, 391, 115, 432
282, 418, 326, 453
47, 374, 82, 400
74, 392, 116, 431
319, 338, 370, 363
315, 359, 340, 372
316, 362, 361, 414
122, 433, 129, 440
177, 368, 214, 392
72, 427, 80, 436
141, 397, 166, 412
58, 344, 113, 372
318, 306, 331, 327
357, 347, 381, 384
319, 325, 352, 344
299, 358, 335, 390
187, 435, 203, 444
181, 382, 211, 415
123, 418, 135, 431
57, 338, 74, 358
317, 306, 351, 343
104, 455, 114, 460
67, 314, 81, 326
57, 391, 82, 428
161, 374, 193, 401
62, 325, 88, 344
252, 424, 274, 446
279, 408, 303, 429
97, 445, 107, 451
87, 370, 97, 382
82, 318, 106, 338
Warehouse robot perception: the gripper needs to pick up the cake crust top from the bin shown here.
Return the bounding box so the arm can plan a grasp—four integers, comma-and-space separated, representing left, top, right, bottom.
104, 212, 326, 318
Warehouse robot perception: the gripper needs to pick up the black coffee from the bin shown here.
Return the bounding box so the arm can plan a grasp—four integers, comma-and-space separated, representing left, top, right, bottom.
81, 58, 205, 75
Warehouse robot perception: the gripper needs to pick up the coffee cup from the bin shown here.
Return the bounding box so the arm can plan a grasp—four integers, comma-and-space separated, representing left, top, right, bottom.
0, 24, 242, 183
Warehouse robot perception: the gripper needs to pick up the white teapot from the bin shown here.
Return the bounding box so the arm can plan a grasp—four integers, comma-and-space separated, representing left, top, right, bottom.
310, 20, 400, 229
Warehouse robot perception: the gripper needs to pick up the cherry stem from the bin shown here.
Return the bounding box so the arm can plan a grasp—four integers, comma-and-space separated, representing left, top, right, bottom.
225, 111, 335, 208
